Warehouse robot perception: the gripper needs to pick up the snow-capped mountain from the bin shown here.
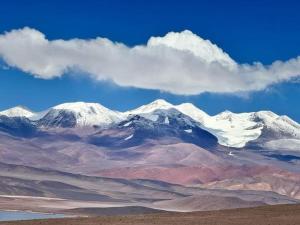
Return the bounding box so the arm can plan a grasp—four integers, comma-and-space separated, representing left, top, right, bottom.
124, 100, 263, 148
39, 102, 125, 128
0, 100, 299, 149
126, 99, 174, 115
124, 100, 300, 148
0, 106, 49, 121
126, 99, 209, 125
175, 103, 209, 124
126, 99, 209, 122
114, 108, 218, 149
182, 109, 300, 148
0, 106, 35, 118
252, 111, 300, 139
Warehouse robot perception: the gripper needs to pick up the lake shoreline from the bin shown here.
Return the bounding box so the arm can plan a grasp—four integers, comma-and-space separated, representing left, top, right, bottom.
1, 204, 300, 225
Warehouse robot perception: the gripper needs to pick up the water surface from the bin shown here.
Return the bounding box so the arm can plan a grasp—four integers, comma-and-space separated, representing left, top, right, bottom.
0, 210, 66, 221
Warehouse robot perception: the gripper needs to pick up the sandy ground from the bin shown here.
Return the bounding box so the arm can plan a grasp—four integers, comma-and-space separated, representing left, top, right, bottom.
1, 204, 300, 225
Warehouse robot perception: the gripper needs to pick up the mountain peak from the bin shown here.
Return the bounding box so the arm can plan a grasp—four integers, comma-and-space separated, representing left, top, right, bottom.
1, 101, 299, 148
149, 99, 173, 107
53, 102, 108, 112
126, 99, 174, 115
0, 106, 35, 118
175, 103, 209, 123
44, 102, 124, 127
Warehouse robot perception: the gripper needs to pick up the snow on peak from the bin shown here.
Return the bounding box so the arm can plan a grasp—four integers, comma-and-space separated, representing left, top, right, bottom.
252, 111, 278, 122
52, 102, 124, 126
201, 110, 300, 148
126, 99, 174, 115
203, 112, 264, 148
0, 106, 35, 118
278, 115, 300, 129
252, 112, 300, 138
150, 99, 173, 107
2, 100, 299, 148
54, 102, 103, 111
126, 100, 209, 122
175, 103, 209, 124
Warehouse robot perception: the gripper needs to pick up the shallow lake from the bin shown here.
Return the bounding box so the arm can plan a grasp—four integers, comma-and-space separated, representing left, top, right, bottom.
0, 210, 66, 221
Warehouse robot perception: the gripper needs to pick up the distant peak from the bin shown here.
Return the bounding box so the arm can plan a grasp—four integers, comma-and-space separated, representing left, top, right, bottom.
255, 110, 278, 118
0, 105, 35, 118
126, 99, 174, 115
176, 102, 202, 110
53, 102, 105, 110
175, 102, 209, 121
46, 101, 124, 127
10, 105, 32, 111
149, 99, 173, 106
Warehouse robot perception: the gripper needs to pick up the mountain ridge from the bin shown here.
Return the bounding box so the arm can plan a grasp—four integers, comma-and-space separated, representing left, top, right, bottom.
0, 99, 299, 148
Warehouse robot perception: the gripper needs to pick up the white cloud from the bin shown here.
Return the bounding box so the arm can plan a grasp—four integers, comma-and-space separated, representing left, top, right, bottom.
0, 27, 299, 95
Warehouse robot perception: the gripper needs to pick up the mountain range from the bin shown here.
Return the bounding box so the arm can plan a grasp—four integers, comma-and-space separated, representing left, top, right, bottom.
1, 99, 299, 147
0, 99, 299, 213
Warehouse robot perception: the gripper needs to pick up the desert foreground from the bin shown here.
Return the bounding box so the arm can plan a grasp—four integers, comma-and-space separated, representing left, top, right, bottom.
2, 204, 300, 225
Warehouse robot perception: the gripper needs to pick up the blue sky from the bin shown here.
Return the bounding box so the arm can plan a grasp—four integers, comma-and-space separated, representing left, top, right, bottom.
0, 0, 300, 121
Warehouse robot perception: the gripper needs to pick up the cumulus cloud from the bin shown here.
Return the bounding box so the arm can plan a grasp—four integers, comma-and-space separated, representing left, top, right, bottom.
0, 27, 299, 95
